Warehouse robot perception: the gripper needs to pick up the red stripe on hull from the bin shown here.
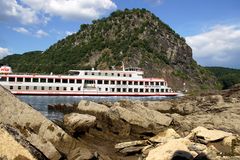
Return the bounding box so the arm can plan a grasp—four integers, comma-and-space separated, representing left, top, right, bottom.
12, 91, 178, 97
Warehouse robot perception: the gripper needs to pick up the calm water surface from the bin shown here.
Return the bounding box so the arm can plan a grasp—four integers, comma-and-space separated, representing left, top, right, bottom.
17, 95, 175, 120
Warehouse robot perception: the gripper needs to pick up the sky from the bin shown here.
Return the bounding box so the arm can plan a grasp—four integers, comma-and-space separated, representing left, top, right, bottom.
0, 0, 240, 69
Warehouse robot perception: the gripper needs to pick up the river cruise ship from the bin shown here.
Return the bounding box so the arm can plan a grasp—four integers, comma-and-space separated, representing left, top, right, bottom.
0, 65, 177, 96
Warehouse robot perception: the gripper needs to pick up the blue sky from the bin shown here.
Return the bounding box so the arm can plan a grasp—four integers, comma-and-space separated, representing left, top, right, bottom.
0, 0, 240, 69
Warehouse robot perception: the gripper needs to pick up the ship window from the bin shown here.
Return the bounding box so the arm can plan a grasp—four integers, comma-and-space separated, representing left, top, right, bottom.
150, 82, 154, 86
62, 79, 68, 83
140, 82, 143, 85
9, 77, 15, 82
98, 80, 102, 84
117, 81, 121, 85
34, 86, 37, 90
104, 80, 109, 84
41, 86, 44, 90
10, 86, 13, 90
128, 81, 132, 85
129, 88, 132, 92
56, 87, 59, 90
123, 74, 126, 77
98, 72, 101, 76
18, 86, 21, 90
17, 78, 23, 82
26, 86, 29, 90
63, 87, 67, 91
117, 88, 121, 92
156, 82, 159, 86
33, 78, 38, 83
85, 80, 94, 84
55, 79, 60, 83
145, 82, 149, 85
129, 74, 132, 77
166, 89, 169, 92
105, 88, 108, 91
25, 78, 31, 82
40, 78, 46, 83
71, 87, 74, 91
85, 72, 87, 75
151, 89, 154, 92
134, 81, 138, 85
117, 73, 120, 77
160, 82, 164, 86
140, 89, 144, 92
99, 88, 101, 91
145, 89, 149, 92
111, 73, 114, 76
111, 88, 115, 92
161, 89, 164, 92
49, 87, 52, 90
110, 81, 115, 85
69, 79, 75, 83
123, 88, 126, 92
156, 89, 159, 92
76, 79, 82, 83
78, 87, 81, 91
134, 88, 138, 92
122, 81, 127, 85
105, 73, 108, 76
0, 77, 7, 81
92, 72, 95, 75
48, 78, 53, 83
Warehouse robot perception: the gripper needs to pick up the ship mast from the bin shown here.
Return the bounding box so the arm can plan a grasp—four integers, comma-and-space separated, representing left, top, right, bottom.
122, 61, 125, 71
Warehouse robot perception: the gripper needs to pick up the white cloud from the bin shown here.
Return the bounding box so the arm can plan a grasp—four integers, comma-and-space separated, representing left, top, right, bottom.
0, 47, 14, 59
65, 31, 75, 36
186, 25, 240, 68
23, 0, 117, 20
35, 29, 48, 38
0, 0, 40, 24
12, 27, 30, 34
145, 0, 163, 4
0, 0, 117, 24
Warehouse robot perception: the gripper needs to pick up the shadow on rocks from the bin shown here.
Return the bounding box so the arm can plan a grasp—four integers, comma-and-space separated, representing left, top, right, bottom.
171, 150, 210, 160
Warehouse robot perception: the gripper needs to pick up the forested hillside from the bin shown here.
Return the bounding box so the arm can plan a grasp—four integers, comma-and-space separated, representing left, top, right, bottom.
206, 67, 240, 89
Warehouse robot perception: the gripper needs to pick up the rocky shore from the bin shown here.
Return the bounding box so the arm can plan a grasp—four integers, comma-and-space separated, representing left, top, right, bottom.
1, 85, 240, 160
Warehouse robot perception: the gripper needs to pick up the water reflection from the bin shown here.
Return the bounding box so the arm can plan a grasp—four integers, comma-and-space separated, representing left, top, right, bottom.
17, 95, 176, 120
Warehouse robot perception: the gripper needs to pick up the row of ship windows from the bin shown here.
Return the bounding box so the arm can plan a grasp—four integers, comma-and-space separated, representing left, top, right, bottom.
0, 77, 166, 86
84, 72, 132, 77
8, 86, 170, 93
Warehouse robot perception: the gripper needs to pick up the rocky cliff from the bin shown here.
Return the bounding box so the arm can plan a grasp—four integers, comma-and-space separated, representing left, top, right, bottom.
0, 9, 218, 91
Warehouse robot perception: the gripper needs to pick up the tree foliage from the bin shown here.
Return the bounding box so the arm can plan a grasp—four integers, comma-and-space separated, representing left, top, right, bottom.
206, 67, 240, 89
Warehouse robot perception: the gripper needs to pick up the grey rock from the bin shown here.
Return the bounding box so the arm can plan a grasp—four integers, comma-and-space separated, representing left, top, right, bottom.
64, 113, 96, 134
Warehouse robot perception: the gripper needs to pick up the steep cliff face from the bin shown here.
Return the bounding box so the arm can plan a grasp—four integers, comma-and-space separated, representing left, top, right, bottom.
0, 9, 218, 91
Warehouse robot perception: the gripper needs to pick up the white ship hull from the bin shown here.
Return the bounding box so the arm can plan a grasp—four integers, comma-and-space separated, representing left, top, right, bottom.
0, 67, 178, 97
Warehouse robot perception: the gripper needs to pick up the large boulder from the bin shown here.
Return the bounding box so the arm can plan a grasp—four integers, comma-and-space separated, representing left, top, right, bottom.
0, 86, 93, 159
0, 124, 39, 160
106, 105, 149, 136
187, 126, 233, 143
146, 138, 197, 160
64, 113, 96, 135
77, 100, 109, 116
149, 128, 181, 143
143, 101, 173, 113
118, 100, 173, 128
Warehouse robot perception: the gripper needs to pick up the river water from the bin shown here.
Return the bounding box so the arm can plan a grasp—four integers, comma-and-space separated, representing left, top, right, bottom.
17, 95, 176, 120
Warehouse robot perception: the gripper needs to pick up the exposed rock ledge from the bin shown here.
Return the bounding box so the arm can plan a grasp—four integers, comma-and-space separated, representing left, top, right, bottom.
1, 84, 240, 160
0, 86, 93, 160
